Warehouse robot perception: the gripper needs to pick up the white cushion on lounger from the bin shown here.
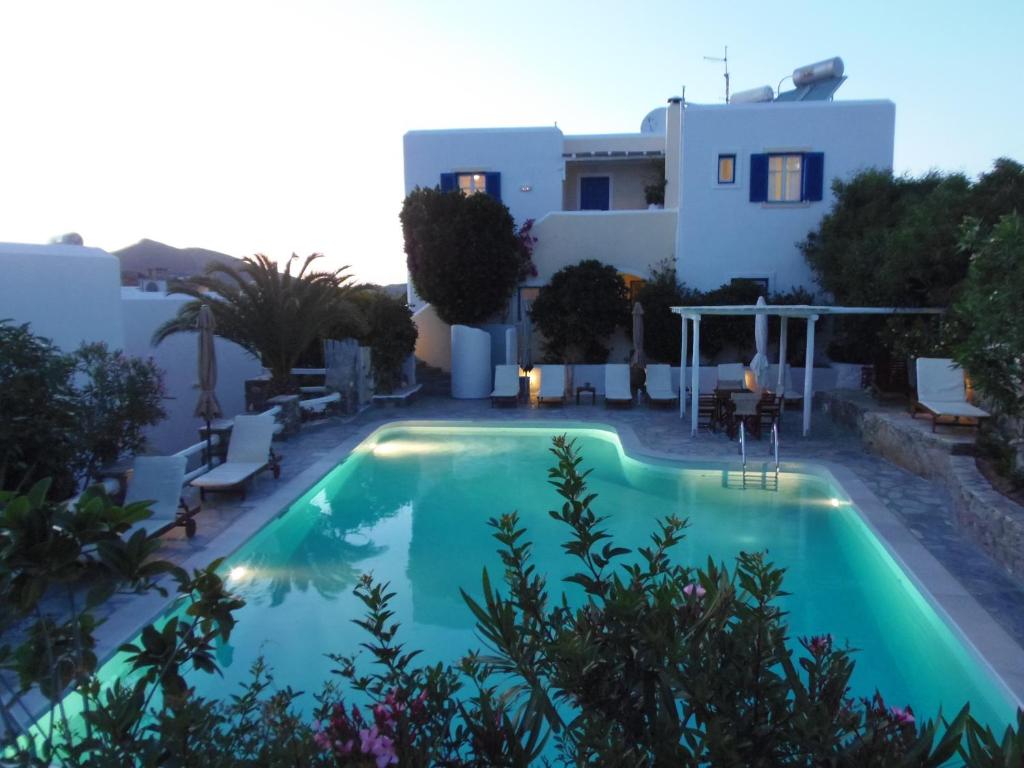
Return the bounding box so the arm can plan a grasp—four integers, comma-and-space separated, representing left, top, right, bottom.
916, 399, 989, 419
124, 455, 187, 536
605, 364, 632, 402
537, 365, 566, 400
191, 462, 267, 490
645, 364, 677, 401
916, 358, 990, 419
491, 365, 519, 398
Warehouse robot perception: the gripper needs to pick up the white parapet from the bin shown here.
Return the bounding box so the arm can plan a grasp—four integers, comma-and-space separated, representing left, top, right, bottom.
450, 324, 491, 399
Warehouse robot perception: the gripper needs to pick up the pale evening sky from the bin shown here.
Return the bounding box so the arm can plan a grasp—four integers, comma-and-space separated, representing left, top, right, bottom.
1, 0, 1021, 285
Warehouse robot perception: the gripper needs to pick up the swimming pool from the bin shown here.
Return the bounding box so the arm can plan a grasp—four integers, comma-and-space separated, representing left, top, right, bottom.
47, 424, 1022, 732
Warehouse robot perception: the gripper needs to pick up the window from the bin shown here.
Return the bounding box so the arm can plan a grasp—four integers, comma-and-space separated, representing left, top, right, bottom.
458, 173, 487, 196
717, 154, 736, 184
748, 152, 824, 204
768, 154, 802, 202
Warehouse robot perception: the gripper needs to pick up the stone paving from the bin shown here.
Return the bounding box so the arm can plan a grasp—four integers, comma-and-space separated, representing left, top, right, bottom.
160, 394, 1024, 650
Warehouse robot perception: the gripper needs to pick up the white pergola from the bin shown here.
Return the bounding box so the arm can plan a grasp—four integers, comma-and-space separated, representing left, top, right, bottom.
671, 304, 944, 437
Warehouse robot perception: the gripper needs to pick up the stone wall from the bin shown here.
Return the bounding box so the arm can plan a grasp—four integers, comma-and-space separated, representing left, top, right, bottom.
823, 391, 1024, 581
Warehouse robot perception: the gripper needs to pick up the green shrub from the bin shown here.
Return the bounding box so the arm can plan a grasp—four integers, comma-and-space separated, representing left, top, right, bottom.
401, 187, 522, 326
0, 324, 165, 499
531, 260, 629, 362
352, 289, 418, 393
952, 213, 1024, 419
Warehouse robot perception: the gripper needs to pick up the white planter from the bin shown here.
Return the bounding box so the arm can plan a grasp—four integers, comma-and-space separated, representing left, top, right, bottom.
450, 325, 492, 399
831, 362, 869, 390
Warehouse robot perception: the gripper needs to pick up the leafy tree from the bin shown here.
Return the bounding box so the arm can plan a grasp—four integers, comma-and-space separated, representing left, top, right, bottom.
401, 187, 522, 326
72, 343, 166, 485
0, 321, 78, 499
952, 213, 1024, 419
153, 253, 366, 395
970, 157, 1024, 229
351, 288, 418, 393
531, 259, 629, 362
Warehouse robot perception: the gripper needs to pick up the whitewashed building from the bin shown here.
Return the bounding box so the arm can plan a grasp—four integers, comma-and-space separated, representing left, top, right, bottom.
402, 58, 896, 371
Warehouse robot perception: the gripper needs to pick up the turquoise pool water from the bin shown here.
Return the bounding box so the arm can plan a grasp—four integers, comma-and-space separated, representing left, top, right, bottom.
53, 425, 1020, 732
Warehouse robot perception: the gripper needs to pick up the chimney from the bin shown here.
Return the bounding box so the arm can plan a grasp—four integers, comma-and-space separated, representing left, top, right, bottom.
663, 97, 683, 209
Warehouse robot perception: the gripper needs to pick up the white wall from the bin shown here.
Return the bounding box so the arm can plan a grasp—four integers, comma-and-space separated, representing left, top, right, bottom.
121, 290, 264, 455
403, 127, 565, 310
529, 209, 677, 284
676, 100, 896, 292
0, 242, 124, 352
412, 304, 452, 372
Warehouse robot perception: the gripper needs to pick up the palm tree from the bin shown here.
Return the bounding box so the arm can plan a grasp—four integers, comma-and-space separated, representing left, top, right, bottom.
153, 253, 367, 394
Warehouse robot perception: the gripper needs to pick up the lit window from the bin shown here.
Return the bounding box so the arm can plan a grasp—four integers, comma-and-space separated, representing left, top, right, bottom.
718, 154, 736, 184
458, 173, 487, 196
767, 154, 802, 202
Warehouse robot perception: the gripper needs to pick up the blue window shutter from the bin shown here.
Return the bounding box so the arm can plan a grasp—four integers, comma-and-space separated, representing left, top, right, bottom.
440, 173, 457, 192
749, 154, 768, 202
802, 152, 824, 201
484, 172, 501, 202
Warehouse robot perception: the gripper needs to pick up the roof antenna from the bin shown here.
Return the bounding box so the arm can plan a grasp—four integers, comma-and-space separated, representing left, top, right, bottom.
703, 45, 730, 103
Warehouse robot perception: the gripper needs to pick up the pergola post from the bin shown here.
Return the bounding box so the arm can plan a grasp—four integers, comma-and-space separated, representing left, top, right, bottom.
777, 316, 788, 393
802, 314, 818, 436
690, 315, 701, 436
679, 314, 688, 417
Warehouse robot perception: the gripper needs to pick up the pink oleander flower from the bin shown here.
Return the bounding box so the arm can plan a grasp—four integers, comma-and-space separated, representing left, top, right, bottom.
889, 705, 916, 725
683, 582, 706, 599
359, 727, 398, 767
808, 634, 833, 654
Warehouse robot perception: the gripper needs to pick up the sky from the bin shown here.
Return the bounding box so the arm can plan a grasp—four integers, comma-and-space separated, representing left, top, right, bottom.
1, 0, 1022, 285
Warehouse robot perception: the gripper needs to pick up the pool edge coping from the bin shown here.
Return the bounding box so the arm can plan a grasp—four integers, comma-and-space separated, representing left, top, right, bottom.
17, 416, 1024, 728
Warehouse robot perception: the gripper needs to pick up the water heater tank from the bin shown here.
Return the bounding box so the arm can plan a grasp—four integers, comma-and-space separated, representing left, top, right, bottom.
793, 57, 844, 87
730, 85, 774, 104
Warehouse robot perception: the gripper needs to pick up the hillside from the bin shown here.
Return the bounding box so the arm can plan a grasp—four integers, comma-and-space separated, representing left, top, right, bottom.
114, 239, 241, 280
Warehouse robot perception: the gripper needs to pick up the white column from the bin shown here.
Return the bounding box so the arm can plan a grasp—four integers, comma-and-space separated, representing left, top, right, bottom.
777, 316, 788, 393
679, 314, 688, 417
802, 314, 818, 436
690, 316, 701, 436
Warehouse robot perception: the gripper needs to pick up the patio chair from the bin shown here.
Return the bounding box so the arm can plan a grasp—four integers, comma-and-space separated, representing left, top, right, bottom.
191, 414, 281, 499
767, 363, 804, 407
716, 363, 747, 391
490, 364, 520, 406
605, 364, 633, 406
123, 455, 198, 539
537, 365, 566, 405
912, 358, 990, 432
645, 364, 678, 406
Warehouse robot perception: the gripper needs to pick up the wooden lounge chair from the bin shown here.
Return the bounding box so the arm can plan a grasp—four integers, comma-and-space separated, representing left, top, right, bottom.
912, 358, 990, 432
645, 364, 678, 406
537, 365, 566, 405
123, 455, 199, 538
605, 364, 633, 406
191, 414, 280, 499
490, 364, 519, 406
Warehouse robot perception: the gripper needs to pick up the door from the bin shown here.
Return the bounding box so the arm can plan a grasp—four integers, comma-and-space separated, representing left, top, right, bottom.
579, 176, 610, 210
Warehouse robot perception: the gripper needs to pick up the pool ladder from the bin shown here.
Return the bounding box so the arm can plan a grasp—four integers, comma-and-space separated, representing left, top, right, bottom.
735, 421, 780, 490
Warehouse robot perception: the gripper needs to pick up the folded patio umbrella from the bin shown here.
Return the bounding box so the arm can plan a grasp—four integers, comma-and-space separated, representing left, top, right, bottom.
632, 301, 646, 368
195, 304, 223, 469
749, 295, 769, 390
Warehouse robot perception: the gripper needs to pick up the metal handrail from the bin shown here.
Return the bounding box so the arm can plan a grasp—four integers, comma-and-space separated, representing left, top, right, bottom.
769, 421, 780, 476
739, 421, 746, 471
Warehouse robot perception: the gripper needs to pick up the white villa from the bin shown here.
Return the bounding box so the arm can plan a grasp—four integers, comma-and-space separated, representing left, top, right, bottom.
403, 57, 895, 370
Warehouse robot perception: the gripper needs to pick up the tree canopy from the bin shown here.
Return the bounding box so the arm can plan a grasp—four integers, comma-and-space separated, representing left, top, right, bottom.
401, 187, 522, 326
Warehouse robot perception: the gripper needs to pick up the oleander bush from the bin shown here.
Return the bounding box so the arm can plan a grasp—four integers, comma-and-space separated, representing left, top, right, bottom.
3, 439, 1022, 766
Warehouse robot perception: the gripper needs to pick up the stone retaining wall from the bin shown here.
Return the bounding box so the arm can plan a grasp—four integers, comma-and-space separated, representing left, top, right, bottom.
824, 391, 1024, 581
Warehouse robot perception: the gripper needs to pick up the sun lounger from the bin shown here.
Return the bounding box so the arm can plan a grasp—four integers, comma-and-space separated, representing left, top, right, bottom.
605, 364, 633, 406
717, 363, 747, 391
191, 414, 280, 499
645, 364, 678, 405
912, 358, 990, 432
123, 455, 198, 538
491, 364, 520, 406
537, 365, 566, 405
767, 364, 803, 403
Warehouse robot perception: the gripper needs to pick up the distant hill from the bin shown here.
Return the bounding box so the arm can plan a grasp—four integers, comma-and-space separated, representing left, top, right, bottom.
381, 283, 407, 300
114, 239, 241, 282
